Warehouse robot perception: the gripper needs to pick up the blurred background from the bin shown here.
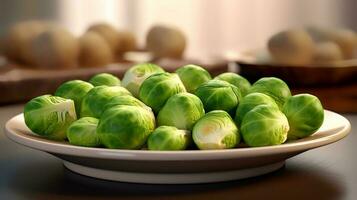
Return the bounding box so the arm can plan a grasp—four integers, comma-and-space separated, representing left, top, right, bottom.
1, 0, 357, 59
0, 0, 356, 112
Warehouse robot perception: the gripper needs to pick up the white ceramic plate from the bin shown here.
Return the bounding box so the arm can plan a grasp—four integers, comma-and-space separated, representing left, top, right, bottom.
4, 110, 351, 184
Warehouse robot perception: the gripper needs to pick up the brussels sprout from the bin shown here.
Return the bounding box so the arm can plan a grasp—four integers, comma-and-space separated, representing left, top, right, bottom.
122, 63, 165, 97
66, 117, 100, 147
241, 105, 289, 147
175, 64, 212, 93
283, 94, 324, 140
234, 92, 279, 127
104, 95, 151, 112
55, 80, 94, 115
147, 126, 191, 150
24, 95, 77, 140
89, 73, 120, 86
139, 72, 186, 113
157, 93, 205, 130
80, 86, 132, 118
97, 105, 155, 149
214, 73, 251, 96
194, 80, 242, 116
249, 77, 291, 109
192, 110, 240, 150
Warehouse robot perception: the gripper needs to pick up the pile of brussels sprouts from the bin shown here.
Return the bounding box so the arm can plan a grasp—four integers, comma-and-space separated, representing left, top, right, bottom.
23, 63, 325, 150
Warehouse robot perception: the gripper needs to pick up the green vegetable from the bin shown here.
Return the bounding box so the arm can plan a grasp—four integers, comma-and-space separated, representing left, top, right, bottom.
194, 79, 242, 116
192, 110, 240, 150
104, 95, 151, 112
176, 64, 212, 93
248, 77, 291, 109
66, 117, 100, 147
139, 72, 186, 113
55, 80, 94, 115
234, 92, 279, 127
241, 105, 289, 147
148, 126, 191, 150
80, 86, 132, 118
24, 95, 77, 140
89, 73, 120, 86
283, 94, 324, 140
214, 72, 251, 96
122, 63, 165, 97
157, 93, 205, 130
97, 105, 156, 149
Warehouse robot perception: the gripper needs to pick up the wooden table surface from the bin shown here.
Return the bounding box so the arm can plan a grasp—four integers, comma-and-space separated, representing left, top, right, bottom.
0, 104, 356, 200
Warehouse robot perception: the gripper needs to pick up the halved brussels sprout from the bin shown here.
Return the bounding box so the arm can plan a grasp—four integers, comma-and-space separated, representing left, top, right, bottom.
192, 110, 240, 150
97, 105, 155, 149
139, 72, 186, 113
104, 95, 151, 112
214, 72, 251, 96
55, 80, 94, 115
194, 79, 242, 116
248, 77, 291, 109
157, 93, 205, 130
24, 95, 77, 140
175, 64, 212, 93
147, 126, 191, 150
283, 94, 324, 140
67, 117, 100, 147
80, 86, 132, 118
122, 63, 164, 97
234, 92, 279, 127
241, 105, 289, 147
89, 73, 120, 86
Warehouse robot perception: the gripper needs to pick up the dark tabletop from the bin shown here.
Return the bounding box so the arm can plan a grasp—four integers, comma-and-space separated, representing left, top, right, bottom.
0, 104, 356, 200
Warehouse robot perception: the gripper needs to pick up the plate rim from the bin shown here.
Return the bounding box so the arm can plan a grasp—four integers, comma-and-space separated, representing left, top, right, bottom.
4, 110, 351, 161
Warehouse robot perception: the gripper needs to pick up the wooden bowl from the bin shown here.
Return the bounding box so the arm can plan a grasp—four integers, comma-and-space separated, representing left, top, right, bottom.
236, 50, 357, 87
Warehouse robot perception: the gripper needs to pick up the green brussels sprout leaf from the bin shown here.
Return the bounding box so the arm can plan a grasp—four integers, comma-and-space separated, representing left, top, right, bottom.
195, 79, 242, 116
104, 95, 151, 112
176, 64, 212, 93
241, 105, 289, 147
24, 95, 77, 140
55, 80, 93, 115
235, 92, 279, 127
139, 72, 186, 113
89, 73, 121, 87
67, 117, 100, 147
193, 110, 240, 150
148, 126, 191, 150
122, 63, 164, 97
248, 77, 291, 109
157, 93, 204, 130
81, 86, 132, 118
283, 94, 324, 140
214, 72, 251, 96
97, 105, 156, 149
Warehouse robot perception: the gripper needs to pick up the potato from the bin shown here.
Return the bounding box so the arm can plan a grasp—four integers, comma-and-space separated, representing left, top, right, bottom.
307, 27, 357, 59
79, 31, 113, 67
117, 30, 137, 55
4, 20, 48, 64
146, 25, 186, 59
306, 26, 330, 42
31, 27, 79, 69
328, 29, 357, 59
88, 23, 120, 55
268, 29, 314, 65
313, 41, 343, 64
